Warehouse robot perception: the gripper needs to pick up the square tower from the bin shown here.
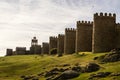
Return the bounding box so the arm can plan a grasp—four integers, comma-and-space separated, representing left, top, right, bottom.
92, 13, 116, 53
57, 34, 64, 55
42, 42, 49, 54
49, 36, 58, 54
64, 28, 76, 54
76, 21, 93, 52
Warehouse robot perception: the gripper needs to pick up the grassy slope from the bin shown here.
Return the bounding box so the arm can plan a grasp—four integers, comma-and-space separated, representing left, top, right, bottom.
0, 52, 120, 80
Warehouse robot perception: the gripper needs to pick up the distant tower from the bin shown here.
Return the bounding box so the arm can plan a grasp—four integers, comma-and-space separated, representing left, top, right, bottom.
64, 28, 76, 54
57, 34, 64, 55
76, 21, 93, 53
31, 37, 38, 46
49, 36, 58, 54
92, 13, 116, 53
42, 42, 49, 54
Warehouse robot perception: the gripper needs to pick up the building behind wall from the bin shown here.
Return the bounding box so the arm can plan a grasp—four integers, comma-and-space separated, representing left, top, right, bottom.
64, 28, 76, 54
76, 21, 93, 53
16, 47, 26, 55
6, 49, 13, 56
92, 13, 116, 53
57, 34, 64, 55
34, 45, 41, 54
30, 45, 41, 54
42, 42, 49, 54
30, 37, 41, 54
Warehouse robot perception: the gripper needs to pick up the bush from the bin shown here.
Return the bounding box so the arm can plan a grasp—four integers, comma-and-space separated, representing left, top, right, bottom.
50, 48, 57, 55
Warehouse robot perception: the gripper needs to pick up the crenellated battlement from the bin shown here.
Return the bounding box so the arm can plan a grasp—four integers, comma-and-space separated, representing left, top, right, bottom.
116, 23, 120, 29
77, 21, 93, 26
43, 42, 49, 44
117, 23, 120, 25
94, 12, 116, 18
65, 28, 76, 32
58, 34, 64, 37
50, 36, 58, 40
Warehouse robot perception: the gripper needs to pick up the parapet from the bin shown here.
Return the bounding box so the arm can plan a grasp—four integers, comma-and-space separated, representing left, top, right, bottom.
94, 12, 116, 18
43, 42, 49, 44
116, 23, 120, 29
65, 28, 76, 32
77, 20, 93, 25
6, 49, 13, 56
58, 34, 64, 37
37, 45, 41, 47
117, 23, 120, 25
50, 36, 58, 40
16, 47, 26, 51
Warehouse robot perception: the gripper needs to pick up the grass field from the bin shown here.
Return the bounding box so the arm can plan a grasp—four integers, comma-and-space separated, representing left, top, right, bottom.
0, 52, 120, 80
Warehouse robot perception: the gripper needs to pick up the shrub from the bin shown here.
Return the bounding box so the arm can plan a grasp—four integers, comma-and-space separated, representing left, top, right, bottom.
50, 48, 57, 55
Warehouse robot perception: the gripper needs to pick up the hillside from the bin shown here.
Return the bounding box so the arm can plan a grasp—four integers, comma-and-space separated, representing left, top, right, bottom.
0, 52, 120, 80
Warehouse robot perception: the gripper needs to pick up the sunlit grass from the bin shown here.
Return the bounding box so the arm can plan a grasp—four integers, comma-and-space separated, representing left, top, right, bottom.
0, 52, 120, 80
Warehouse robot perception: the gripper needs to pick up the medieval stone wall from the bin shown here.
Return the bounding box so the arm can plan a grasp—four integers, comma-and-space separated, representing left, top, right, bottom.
7, 12, 120, 56
64, 28, 76, 54
57, 34, 64, 55
92, 13, 116, 53
76, 21, 93, 52
42, 42, 49, 54
116, 23, 120, 48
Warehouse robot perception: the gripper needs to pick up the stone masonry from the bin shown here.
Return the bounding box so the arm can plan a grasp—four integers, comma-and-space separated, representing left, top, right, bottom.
42, 42, 49, 54
76, 21, 93, 52
49, 36, 57, 54
92, 13, 116, 53
57, 34, 64, 55
64, 28, 76, 54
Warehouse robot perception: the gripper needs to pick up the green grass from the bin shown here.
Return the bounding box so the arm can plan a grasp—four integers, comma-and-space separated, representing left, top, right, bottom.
0, 52, 120, 80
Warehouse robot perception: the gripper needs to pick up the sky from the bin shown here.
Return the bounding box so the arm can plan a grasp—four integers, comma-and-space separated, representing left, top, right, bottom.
0, 0, 120, 56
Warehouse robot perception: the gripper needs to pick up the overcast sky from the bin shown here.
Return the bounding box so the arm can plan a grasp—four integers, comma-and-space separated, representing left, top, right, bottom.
0, 0, 120, 56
